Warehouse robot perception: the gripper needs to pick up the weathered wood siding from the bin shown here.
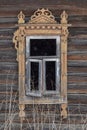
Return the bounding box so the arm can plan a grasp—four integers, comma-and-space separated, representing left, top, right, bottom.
0, 0, 87, 129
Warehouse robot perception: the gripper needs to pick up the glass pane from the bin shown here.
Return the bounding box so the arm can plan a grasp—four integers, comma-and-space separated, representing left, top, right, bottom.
45, 61, 56, 90
30, 39, 56, 56
30, 62, 39, 91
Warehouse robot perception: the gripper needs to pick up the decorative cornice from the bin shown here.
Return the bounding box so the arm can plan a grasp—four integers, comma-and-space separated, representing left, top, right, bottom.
29, 8, 57, 24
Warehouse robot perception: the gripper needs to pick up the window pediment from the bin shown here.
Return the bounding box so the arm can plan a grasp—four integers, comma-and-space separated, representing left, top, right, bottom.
29, 8, 57, 24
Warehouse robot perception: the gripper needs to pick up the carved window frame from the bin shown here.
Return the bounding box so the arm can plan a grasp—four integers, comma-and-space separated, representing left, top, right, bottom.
13, 9, 71, 119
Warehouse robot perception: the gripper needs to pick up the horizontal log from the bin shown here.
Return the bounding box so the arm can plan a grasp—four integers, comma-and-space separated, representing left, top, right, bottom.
0, 112, 86, 125
0, 39, 12, 43
0, 62, 17, 66
68, 83, 87, 88
1, 34, 87, 42
68, 60, 87, 67
0, 17, 17, 24
69, 27, 87, 35
1, 71, 87, 77
68, 72, 87, 77
0, 28, 15, 36
1, 51, 87, 60
68, 66, 87, 73
68, 54, 87, 60
68, 51, 87, 55
0, 62, 17, 74
68, 94, 87, 104
0, 35, 12, 40
0, 47, 14, 50
0, 82, 87, 93
1, 71, 87, 79
68, 89, 87, 94
0, 83, 86, 93
0, 27, 87, 36
0, 84, 18, 91
0, 50, 16, 57
0, 70, 18, 75
68, 38, 87, 45
0, 85, 87, 94
0, 79, 18, 86
0, 0, 86, 7
0, 33, 87, 41
70, 34, 87, 39
1, 45, 87, 53
68, 76, 87, 83
0, 1, 87, 16
0, 59, 16, 62
0, 122, 86, 130
68, 46, 87, 52
1, 15, 87, 30
0, 93, 86, 104
0, 15, 87, 28
0, 74, 17, 80
0, 88, 86, 94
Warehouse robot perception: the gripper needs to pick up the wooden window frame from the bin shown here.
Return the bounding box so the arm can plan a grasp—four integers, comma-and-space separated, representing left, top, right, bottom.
13, 9, 71, 119
26, 35, 60, 95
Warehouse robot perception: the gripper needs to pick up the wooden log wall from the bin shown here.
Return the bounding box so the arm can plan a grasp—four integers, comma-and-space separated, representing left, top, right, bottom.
0, 0, 87, 129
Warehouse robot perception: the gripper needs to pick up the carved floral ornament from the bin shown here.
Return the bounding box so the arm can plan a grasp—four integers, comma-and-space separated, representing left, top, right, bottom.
29, 8, 57, 24
13, 8, 71, 120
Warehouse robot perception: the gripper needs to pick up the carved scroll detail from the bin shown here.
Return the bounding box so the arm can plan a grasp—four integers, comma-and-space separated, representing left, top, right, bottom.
29, 8, 57, 24
19, 104, 25, 119
61, 104, 67, 119
61, 11, 69, 36
13, 27, 25, 61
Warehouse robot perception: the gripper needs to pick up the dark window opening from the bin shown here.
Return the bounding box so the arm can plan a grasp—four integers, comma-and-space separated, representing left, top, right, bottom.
45, 61, 56, 90
30, 39, 56, 56
30, 62, 39, 91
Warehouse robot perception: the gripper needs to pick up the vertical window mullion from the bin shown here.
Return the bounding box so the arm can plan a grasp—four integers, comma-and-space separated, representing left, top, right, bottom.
39, 60, 42, 93
56, 59, 60, 92
43, 59, 46, 92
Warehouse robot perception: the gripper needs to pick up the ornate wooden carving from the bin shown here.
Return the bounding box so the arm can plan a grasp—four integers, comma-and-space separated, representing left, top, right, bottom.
18, 11, 25, 24
19, 104, 25, 120
61, 103, 67, 119
13, 8, 71, 120
29, 8, 57, 24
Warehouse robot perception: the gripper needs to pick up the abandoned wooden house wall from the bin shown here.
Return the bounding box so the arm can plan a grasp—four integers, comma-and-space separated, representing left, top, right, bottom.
0, 0, 87, 129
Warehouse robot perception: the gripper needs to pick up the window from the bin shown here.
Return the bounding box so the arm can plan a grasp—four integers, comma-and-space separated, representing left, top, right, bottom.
26, 36, 60, 96
13, 9, 70, 119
